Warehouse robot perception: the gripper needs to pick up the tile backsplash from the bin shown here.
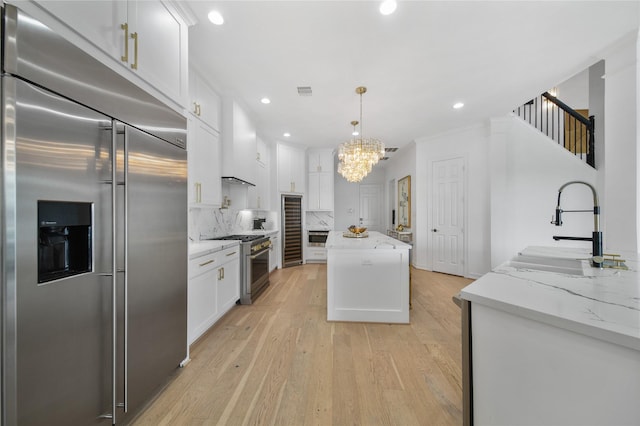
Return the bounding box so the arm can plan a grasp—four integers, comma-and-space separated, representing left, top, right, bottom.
305, 211, 334, 230
189, 208, 278, 240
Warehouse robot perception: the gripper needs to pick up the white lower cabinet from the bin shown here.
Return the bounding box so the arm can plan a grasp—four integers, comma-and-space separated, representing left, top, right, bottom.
269, 235, 280, 271
188, 245, 240, 346
305, 247, 327, 262
216, 249, 240, 314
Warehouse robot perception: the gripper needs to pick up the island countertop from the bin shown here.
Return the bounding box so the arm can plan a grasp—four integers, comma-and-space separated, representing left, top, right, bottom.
325, 230, 412, 250
459, 246, 640, 351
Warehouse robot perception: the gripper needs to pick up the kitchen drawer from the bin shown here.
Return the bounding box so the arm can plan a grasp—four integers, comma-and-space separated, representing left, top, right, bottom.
219, 246, 240, 263
306, 248, 327, 262
189, 252, 219, 279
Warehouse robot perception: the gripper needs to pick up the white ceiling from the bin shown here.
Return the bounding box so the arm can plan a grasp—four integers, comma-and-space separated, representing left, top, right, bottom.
185, 1, 640, 150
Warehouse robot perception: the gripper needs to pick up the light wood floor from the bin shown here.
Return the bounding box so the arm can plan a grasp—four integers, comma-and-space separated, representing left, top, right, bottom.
133, 265, 473, 426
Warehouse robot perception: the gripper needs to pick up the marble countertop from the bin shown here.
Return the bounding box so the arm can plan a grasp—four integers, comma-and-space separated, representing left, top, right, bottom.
189, 230, 278, 259
460, 246, 640, 351
188, 240, 240, 259
236, 229, 279, 236
326, 231, 412, 250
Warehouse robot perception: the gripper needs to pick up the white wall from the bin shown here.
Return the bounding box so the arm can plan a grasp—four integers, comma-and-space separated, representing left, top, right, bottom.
334, 164, 386, 232
490, 116, 598, 268
602, 31, 639, 253
384, 143, 417, 234
415, 124, 491, 278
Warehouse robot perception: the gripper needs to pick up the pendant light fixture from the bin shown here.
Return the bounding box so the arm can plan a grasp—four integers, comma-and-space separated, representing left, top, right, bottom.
337, 86, 385, 183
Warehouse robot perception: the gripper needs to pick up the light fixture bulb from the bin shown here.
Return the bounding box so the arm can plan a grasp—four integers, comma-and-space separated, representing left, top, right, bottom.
352, 131, 359, 136
283, 132, 291, 138
208, 10, 224, 25
453, 102, 464, 109
261, 97, 271, 104
379, 0, 397, 15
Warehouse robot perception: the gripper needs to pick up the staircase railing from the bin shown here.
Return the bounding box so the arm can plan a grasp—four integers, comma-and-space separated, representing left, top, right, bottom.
514, 92, 595, 168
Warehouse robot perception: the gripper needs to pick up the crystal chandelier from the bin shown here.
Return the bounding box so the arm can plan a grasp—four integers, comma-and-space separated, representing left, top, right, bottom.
338, 86, 384, 183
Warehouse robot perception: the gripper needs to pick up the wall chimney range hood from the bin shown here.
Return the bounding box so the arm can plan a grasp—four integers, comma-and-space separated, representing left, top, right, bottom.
222, 176, 256, 186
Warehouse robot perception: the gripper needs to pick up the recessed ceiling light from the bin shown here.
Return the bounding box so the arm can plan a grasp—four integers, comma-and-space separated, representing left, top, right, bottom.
208, 10, 224, 25
261, 97, 271, 104
453, 102, 465, 109
283, 133, 291, 138
379, 0, 397, 15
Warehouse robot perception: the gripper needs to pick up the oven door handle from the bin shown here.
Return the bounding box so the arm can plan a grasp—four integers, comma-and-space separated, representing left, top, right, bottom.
250, 249, 269, 259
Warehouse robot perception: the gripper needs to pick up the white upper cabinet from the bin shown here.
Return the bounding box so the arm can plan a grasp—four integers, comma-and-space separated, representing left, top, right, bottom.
308, 149, 334, 173
307, 149, 334, 210
189, 67, 222, 132
31, 1, 128, 60
256, 136, 268, 167
222, 100, 257, 185
248, 136, 270, 210
131, 1, 187, 105
278, 143, 305, 194
30, 0, 188, 107
188, 116, 221, 206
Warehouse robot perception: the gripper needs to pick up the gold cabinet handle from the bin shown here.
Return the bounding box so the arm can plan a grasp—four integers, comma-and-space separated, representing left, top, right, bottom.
130, 32, 138, 70
193, 102, 201, 116
120, 23, 129, 63
226, 251, 237, 257
198, 259, 214, 267
221, 267, 225, 280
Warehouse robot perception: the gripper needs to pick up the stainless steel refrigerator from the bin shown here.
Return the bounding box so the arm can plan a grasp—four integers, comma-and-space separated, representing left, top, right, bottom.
1, 5, 188, 425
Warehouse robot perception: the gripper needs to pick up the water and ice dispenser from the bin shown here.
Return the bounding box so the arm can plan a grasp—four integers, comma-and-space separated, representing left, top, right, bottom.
38, 201, 92, 283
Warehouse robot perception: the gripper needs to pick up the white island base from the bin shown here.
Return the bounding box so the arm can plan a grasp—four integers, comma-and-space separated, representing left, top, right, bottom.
326, 231, 411, 323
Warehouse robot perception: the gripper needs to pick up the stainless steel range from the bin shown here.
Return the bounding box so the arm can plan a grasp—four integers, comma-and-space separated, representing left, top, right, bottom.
209, 235, 271, 304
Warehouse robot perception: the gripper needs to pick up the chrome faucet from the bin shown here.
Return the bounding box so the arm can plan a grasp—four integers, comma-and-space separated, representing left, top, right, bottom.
551, 181, 603, 268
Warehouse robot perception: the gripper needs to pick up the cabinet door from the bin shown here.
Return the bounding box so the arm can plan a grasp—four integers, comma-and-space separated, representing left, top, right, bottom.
257, 136, 268, 166
318, 172, 334, 210
217, 256, 240, 314
33, 1, 128, 61
319, 150, 334, 173
277, 144, 292, 192
188, 269, 217, 345
188, 117, 221, 206
130, 1, 188, 105
269, 236, 280, 271
248, 161, 269, 210
308, 173, 320, 210
291, 148, 306, 193
32, 0, 187, 106
308, 149, 334, 173
278, 144, 305, 193
189, 68, 221, 132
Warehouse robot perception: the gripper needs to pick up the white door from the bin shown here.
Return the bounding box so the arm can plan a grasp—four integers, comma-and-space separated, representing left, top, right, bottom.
359, 184, 383, 232
432, 158, 464, 276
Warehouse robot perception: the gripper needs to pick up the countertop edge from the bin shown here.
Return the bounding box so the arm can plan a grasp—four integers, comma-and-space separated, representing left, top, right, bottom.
325, 230, 412, 250
189, 240, 240, 259
460, 279, 640, 352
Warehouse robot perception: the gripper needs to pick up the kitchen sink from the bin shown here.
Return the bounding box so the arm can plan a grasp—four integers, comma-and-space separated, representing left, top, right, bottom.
505, 254, 592, 276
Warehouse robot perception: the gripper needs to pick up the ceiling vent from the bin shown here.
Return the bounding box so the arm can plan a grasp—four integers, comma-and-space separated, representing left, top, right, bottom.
297, 86, 312, 96
385, 147, 398, 152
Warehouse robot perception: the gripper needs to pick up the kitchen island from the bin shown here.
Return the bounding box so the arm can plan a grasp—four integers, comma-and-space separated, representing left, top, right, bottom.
326, 230, 411, 323
459, 246, 640, 425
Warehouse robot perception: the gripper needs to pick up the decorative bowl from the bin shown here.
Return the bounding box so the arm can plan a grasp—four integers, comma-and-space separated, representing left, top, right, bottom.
348, 226, 367, 235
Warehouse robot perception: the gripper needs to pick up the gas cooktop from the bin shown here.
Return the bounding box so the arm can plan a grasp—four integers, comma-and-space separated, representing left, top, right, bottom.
208, 234, 264, 243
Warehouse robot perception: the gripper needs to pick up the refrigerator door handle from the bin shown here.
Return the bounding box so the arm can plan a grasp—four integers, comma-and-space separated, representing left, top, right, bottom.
111, 119, 118, 425
123, 125, 129, 413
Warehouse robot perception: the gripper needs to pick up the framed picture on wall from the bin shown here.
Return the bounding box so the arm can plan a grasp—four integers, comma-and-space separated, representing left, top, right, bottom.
398, 175, 411, 228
